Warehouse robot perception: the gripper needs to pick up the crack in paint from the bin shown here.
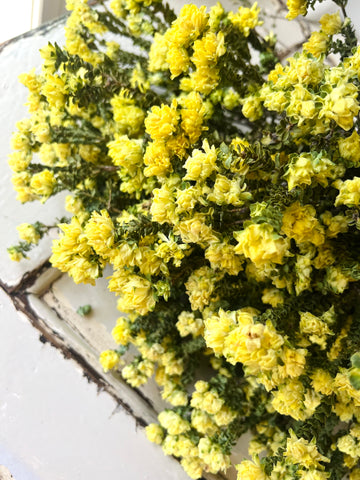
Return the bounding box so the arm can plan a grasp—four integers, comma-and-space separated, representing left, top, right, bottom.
0, 259, 53, 295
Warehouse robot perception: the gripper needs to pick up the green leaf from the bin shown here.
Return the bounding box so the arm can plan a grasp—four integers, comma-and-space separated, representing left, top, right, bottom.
349, 368, 360, 390
77, 304, 92, 316
351, 353, 360, 368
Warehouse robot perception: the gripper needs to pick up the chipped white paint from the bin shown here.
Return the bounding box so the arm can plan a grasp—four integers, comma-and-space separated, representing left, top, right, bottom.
0, 465, 14, 480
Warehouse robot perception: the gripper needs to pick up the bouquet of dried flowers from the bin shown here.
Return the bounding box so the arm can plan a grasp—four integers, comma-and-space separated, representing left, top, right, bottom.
8, 0, 360, 478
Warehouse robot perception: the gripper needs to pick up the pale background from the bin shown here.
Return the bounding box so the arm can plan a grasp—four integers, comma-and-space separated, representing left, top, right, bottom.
1, 1, 360, 480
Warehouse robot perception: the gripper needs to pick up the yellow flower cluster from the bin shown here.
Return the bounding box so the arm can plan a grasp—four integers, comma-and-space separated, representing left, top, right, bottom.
228, 2, 262, 38
16, 223, 40, 245
334, 177, 360, 207
234, 223, 290, 267
149, 4, 226, 95
146, 378, 237, 478
284, 431, 330, 468
65, 0, 106, 65
236, 459, 267, 480
99, 350, 121, 372
111, 90, 145, 136
50, 217, 106, 285
204, 308, 309, 393
286, 0, 308, 20
285, 151, 345, 190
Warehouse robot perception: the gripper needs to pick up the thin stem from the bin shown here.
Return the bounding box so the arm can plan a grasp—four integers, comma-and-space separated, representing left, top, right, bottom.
107, 183, 112, 210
